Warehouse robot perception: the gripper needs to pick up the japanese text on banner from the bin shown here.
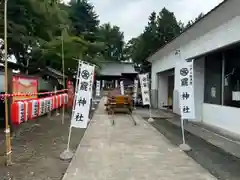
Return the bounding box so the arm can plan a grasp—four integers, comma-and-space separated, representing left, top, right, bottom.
179, 61, 195, 119
133, 79, 138, 103
71, 63, 95, 128
96, 80, 101, 97
120, 81, 124, 95
139, 74, 150, 105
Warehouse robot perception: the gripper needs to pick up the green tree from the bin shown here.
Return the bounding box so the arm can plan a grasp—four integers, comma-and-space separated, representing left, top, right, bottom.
185, 13, 204, 29
68, 0, 99, 40
96, 23, 125, 62
0, 0, 125, 76
125, 8, 181, 73
0, 0, 69, 68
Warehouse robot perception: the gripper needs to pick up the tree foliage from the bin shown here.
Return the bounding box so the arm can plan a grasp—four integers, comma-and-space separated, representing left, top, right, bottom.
0, 0, 125, 76
96, 23, 125, 62
125, 8, 181, 73
124, 8, 204, 73
185, 13, 204, 29
0, 1, 205, 76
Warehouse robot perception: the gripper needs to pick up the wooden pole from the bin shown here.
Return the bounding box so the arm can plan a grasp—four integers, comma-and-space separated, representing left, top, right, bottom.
4, 0, 12, 166
61, 32, 65, 124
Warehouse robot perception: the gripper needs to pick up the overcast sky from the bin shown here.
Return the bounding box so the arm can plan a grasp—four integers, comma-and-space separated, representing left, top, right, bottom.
65, 0, 224, 41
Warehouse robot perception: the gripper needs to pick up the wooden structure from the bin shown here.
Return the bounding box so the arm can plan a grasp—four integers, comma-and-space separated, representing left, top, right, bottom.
98, 62, 138, 90
105, 88, 136, 125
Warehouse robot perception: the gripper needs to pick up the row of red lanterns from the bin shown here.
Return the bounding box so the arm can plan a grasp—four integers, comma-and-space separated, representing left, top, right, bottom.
11, 93, 68, 125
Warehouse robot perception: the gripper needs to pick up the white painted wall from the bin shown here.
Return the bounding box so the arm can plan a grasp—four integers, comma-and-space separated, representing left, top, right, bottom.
150, 0, 240, 133
151, 0, 240, 91
181, 16, 240, 59
149, 0, 240, 63
203, 104, 240, 136
151, 15, 240, 85
151, 13, 240, 117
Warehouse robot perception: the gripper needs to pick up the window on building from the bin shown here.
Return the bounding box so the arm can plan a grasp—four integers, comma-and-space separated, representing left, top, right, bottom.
204, 52, 222, 105
223, 45, 240, 108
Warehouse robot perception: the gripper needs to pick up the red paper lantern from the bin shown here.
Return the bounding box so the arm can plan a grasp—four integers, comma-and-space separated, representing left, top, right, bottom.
49, 97, 53, 112
38, 98, 45, 116
11, 102, 25, 125
28, 99, 39, 120
63, 93, 68, 105
58, 94, 62, 107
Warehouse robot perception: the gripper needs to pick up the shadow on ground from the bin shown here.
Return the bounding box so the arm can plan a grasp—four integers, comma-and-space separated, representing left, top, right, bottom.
148, 118, 240, 180
0, 104, 97, 180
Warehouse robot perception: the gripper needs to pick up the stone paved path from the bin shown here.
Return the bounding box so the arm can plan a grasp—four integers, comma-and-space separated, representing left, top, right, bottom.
62, 98, 216, 180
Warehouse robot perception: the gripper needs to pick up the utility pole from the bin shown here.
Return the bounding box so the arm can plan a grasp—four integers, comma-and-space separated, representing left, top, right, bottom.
4, 0, 12, 166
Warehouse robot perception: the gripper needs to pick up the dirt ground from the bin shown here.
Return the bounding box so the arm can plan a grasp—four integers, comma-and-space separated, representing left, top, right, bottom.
0, 104, 97, 180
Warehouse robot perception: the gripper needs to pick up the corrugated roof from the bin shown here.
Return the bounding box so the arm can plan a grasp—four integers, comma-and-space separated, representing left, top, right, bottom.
100, 62, 137, 76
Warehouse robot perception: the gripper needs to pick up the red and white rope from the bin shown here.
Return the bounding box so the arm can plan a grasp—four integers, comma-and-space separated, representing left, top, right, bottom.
0, 89, 69, 97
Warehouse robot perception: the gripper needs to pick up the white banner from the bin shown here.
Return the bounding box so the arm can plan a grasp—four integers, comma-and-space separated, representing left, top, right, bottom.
96, 80, 101, 97
133, 79, 138, 103
179, 61, 195, 119
71, 63, 95, 128
139, 74, 150, 105
102, 80, 105, 88
115, 80, 118, 88
120, 81, 124, 95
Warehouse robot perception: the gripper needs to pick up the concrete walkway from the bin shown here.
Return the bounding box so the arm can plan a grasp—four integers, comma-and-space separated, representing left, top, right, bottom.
135, 107, 240, 159
62, 98, 216, 180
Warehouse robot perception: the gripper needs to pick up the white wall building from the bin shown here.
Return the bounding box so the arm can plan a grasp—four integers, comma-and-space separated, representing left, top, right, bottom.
149, 0, 240, 136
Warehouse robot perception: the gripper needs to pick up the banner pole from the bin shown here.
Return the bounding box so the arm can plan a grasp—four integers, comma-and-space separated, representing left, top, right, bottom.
181, 118, 186, 144
61, 32, 65, 125
179, 118, 191, 151
147, 104, 154, 122
147, 76, 154, 122
60, 125, 73, 160
66, 126, 72, 151
60, 61, 81, 161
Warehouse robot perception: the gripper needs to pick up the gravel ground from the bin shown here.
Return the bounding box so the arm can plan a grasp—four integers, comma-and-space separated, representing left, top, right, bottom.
0, 103, 97, 180
148, 118, 240, 180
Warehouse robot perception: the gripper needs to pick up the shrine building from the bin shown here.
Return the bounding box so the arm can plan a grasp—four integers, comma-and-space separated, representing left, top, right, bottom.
98, 62, 138, 89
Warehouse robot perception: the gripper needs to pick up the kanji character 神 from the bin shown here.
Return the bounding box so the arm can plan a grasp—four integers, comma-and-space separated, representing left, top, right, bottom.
77, 97, 87, 106
181, 92, 190, 100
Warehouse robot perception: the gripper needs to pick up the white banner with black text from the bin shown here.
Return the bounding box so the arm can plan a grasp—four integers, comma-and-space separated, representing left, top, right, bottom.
133, 79, 138, 103
139, 74, 150, 105
96, 80, 101, 97
179, 61, 195, 120
71, 63, 95, 128
120, 81, 124, 95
